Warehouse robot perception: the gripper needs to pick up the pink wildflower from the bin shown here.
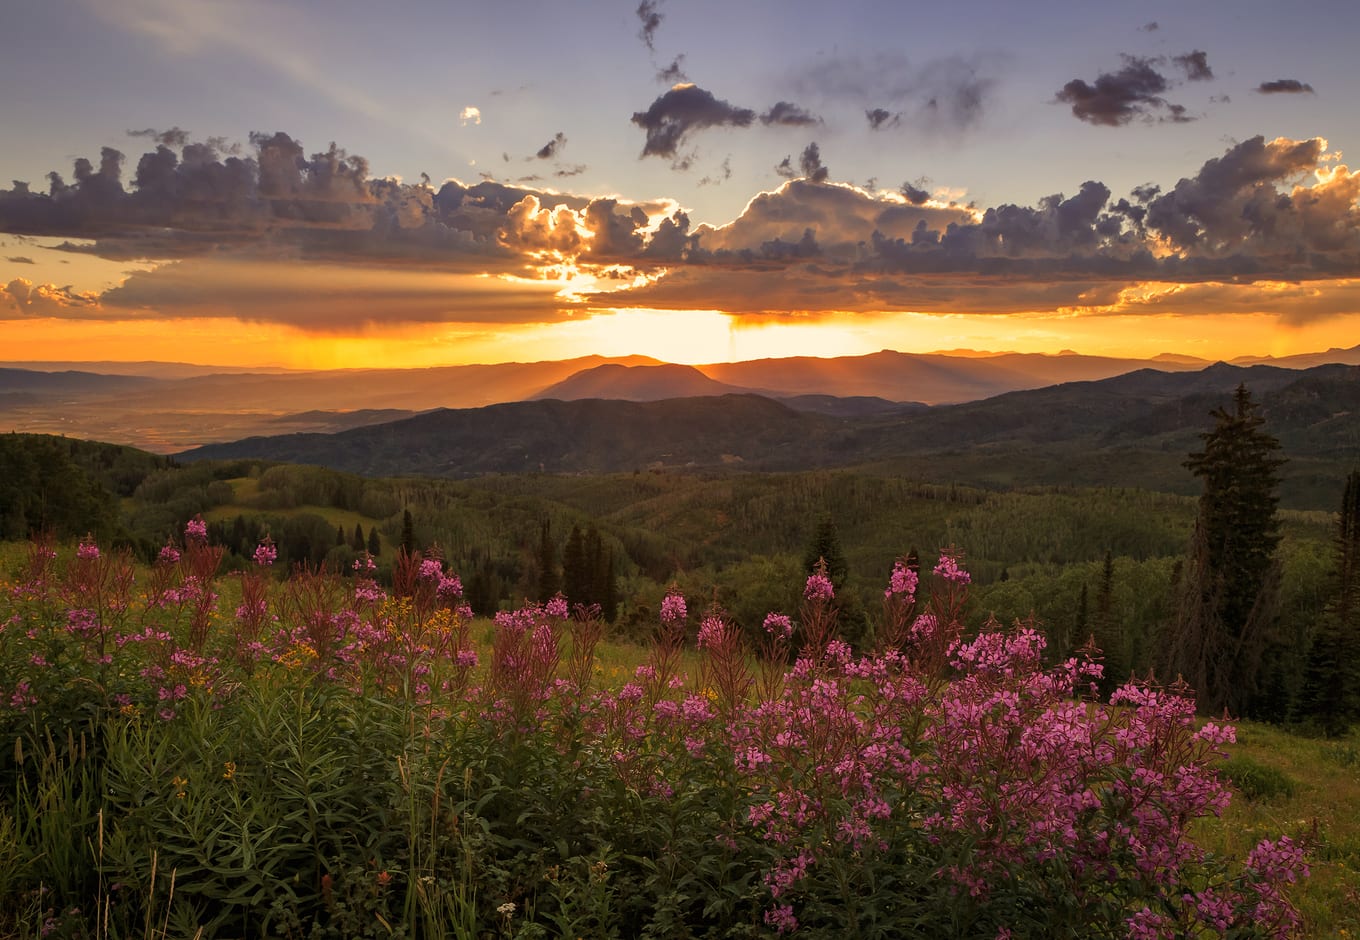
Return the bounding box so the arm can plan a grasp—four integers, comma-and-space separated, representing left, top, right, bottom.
934, 552, 971, 584
660, 592, 687, 625
763, 612, 794, 638
184, 516, 208, 542
252, 539, 277, 567
804, 572, 834, 601
76, 537, 100, 560
885, 559, 918, 599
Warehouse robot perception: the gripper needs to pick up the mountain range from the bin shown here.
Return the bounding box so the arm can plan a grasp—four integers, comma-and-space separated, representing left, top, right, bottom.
179, 360, 1360, 510
6, 344, 1360, 453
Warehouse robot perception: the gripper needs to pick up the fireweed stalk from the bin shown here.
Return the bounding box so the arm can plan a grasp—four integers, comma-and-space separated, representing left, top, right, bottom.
0, 535, 1310, 938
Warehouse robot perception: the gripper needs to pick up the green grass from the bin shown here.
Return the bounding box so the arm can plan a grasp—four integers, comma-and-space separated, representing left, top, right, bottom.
1199, 722, 1360, 938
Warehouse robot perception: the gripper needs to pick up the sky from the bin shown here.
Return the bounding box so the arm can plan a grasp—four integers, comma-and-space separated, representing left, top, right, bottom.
2, 0, 1360, 369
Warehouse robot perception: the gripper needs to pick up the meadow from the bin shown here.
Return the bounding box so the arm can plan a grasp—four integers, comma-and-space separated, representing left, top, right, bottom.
1, 525, 1350, 938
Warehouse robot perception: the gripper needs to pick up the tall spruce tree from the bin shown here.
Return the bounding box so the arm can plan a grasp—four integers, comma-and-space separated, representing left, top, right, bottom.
562, 523, 588, 607
536, 516, 560, 603
1302, 469, 1360, 735
400, 509, 416, 555
1163, 384, 1285, 716
803, 515, 849, 590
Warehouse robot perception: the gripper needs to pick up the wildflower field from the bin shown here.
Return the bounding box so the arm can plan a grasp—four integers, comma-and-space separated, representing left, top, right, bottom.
0, 522, 1335, 938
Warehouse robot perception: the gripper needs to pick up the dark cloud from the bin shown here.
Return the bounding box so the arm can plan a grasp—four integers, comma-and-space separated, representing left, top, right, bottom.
128, 127, 191, 148
536, 132, 567, 160
658, 56, 687, 84
698, 157, 732, 187
1140, 21, 1159, 32
5, 256, 35, 264
760, 101, 820, 127
631, 84, 755, 159
900, 182, 930, 205
6, 130, 1359, 329
1055, 56, 1192, 126
554, 164, 588, 178
799, 143, 828, 183
865, 108, 899, 130
1257, 79, 1315, 94
1173, 50, 1213, 81
636, 0, 663, 50
793, 52, 996, 132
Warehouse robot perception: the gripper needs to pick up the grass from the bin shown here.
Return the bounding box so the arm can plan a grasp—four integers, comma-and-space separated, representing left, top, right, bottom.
1200, 722, 1360, 938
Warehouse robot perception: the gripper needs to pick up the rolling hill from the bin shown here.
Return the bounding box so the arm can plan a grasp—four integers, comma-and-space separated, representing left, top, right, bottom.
178, 362, 1360, 509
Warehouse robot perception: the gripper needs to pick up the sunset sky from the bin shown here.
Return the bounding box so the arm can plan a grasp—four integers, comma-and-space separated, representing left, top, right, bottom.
3, 0, 1360, 369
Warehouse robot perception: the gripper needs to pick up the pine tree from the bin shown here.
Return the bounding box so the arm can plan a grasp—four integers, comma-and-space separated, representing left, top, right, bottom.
1163, 384, 1285, 716
536, 517, 560, 603
803, 515, 849, 590
336, 524, 346, 547
367, 527, 381, 557
1302, 469, 1360, 735
1093, 550, 1127, 692
401, 509, 416, 555
562, 523, 588, 607
351, 523, 365, 552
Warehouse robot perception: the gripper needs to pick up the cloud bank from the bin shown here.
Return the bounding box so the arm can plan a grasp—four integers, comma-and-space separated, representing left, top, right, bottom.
2, 130, 1358, 329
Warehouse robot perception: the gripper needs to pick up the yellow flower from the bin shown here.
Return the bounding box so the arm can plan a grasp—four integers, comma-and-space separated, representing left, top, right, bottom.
172, 775, 188, 798
222, 761, 236, 781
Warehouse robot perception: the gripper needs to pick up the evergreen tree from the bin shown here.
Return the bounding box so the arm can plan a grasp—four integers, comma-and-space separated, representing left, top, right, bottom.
367, 527, 381, 557
335, 524, 346, 547
401, 509, 416, 555
1302, 469, 1360, 735
562, 523, 588, 607
1093, 550, 1127, 692
351, 523, 365, 552
536, 516, 560, 603
1163, 384, 1285, 716
803, 515, 849, 590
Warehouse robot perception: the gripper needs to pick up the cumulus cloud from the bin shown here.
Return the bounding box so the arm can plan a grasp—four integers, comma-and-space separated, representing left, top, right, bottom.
4, 130, 1359, 331
536, 132, 567, 159
1055, 55, 1192, 125
1257, 79, 1315, 94
459, 106, 481, 126
2, 277, 101, 319
760, 101, 820, 126
631, 83, 756, 159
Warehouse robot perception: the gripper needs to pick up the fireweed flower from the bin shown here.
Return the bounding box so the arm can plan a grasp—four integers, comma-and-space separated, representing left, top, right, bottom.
545, 595, 569, 619
934, 552, 971, 584
437, 575, 464, 602
418, 558, 443, 581
156, 543, 181, 565
76, 537, 100, 560
763, 612, 794, 638
696, 615, 726, 649
885, 560, 918, 599
252, 540, 277, 567
803, 572, 834, 602
185, 517, 208, 542
660, 592, 687, 625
